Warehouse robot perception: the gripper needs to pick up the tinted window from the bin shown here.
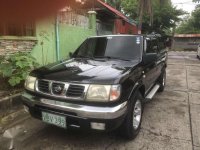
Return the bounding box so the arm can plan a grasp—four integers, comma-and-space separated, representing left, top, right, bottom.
75, 38, 107, 57
158, 37, 167, 50
146, 39, 158, 53
159, 40, 165, 50
75, 36, 142, 60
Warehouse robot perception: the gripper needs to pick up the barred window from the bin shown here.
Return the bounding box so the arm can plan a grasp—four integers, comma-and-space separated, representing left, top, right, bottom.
59, 10, 89, 28
0, 22, 35, 36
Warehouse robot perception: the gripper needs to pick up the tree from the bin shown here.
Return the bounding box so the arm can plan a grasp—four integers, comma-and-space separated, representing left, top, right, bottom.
137, 0, 153, 33
176, 5, 200, 34
105, 0, 153, 33
121, 0, 184, 34
104, 0, 184, 34
104, 0, 122, 10
122, 0, 171, 33
193, 0, 200, 3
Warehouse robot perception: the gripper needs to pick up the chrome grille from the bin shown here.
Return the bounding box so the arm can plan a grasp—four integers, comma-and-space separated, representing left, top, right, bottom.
37, 80, 50, 93
36, 79, 87, 99
66, 85, 85, 97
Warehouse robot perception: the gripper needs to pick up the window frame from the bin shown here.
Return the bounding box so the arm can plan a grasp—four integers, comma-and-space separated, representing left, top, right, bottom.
145, 37, 159, 54
0, 22, 36, 37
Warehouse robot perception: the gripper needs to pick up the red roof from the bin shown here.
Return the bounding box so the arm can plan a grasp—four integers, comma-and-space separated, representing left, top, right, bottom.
97, 0, 129, 22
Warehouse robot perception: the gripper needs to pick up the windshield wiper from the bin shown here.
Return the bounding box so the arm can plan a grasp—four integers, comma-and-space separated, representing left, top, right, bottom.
94, 56, 131, 61
75, 55, 94, 59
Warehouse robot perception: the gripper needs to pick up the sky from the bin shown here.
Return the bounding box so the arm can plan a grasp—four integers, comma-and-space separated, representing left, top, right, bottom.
172, 0, 198, 13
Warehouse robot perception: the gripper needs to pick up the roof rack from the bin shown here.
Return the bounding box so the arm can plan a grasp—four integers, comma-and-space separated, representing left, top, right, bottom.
147, 32, 162, 38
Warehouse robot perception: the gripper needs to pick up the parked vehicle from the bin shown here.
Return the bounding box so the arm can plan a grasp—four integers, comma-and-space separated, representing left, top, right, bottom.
197, 44, 200, 59
22, 34, 168, 139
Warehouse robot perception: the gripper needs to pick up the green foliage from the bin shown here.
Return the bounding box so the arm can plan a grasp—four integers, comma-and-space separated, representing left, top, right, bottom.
121, 0, 185, 34
103, 0, 184, 34
0, 52, 39, 87
176, 5, 200, 34
147, 2, 184, 33
104, 0, 122, 10
121, 0, 138, 19
193, 0, 200, 3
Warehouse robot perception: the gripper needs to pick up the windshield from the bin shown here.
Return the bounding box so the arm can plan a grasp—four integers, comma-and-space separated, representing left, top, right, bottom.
74, 36, 142, 60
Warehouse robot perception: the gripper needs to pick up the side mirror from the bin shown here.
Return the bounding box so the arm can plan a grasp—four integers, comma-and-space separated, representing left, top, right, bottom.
69, 52, 73, 58
152, 46, 158, 51
142, 53, 157, 65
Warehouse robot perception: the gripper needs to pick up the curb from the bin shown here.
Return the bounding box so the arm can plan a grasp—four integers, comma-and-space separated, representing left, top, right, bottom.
0, 109, 30, 135
0, 93, 22, 117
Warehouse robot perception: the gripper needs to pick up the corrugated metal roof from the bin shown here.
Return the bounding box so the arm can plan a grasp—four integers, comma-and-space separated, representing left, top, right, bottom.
174, 34, 200, 38
97, 0, 136, 26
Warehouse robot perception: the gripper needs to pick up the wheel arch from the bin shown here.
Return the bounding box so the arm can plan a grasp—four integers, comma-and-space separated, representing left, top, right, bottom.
138, 85, 145, 98
128, 82, 146, 101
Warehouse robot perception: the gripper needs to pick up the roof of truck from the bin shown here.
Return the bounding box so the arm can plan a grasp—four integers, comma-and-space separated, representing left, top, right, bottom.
89, 34, 161, 38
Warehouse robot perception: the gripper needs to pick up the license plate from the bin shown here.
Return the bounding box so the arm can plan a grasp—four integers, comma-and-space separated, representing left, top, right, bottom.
42, 112, 66, 128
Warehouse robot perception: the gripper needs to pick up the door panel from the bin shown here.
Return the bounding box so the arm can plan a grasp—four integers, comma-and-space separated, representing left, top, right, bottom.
156, 50, 167, 76
143, 38, 160, 94
143, 63, 158, 93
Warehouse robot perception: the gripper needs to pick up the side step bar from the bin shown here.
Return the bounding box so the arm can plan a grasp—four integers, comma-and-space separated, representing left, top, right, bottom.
145, 84, 160, 100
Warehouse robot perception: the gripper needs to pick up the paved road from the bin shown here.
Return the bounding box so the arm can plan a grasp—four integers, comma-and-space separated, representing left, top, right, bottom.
0, 51, 200, 150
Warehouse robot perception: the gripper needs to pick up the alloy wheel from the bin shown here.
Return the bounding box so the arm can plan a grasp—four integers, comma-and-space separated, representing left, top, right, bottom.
133, 99, 142, 130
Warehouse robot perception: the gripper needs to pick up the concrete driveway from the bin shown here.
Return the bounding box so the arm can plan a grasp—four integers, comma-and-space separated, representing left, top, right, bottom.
0, 51, 200, 150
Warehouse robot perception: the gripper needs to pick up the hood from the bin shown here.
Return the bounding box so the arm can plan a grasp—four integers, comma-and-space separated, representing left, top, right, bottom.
31, 58, 140, 84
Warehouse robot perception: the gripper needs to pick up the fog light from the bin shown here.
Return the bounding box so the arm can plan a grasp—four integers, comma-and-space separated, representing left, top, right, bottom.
24, 105, 29, 113
91, 122, 105, 130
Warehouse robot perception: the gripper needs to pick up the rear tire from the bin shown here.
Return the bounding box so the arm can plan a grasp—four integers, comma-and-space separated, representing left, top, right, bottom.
158, 69, 166, 92
119, 92, 143, 140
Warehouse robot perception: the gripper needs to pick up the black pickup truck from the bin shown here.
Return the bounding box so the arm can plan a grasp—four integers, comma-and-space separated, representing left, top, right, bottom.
22, 34, 167, 139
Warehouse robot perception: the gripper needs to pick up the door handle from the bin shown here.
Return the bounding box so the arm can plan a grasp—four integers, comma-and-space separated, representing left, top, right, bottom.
142, 71, 146, 78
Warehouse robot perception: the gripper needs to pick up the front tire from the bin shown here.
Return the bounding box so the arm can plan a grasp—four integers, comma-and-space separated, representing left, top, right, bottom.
119, 92, 143, 139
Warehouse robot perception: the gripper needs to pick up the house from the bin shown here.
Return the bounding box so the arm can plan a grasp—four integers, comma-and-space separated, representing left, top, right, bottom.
0, 0, 138, 65
0, 13, 96, 65
95, 0, 138, 35
77, 0, 138, 35
173, 34, 200, 51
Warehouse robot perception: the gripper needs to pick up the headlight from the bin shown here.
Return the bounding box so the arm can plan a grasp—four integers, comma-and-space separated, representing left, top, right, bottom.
86, 85, 121, 102
24, 76, 37, 91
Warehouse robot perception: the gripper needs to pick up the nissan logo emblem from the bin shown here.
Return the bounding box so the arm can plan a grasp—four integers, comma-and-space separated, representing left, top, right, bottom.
53, 85, 63, 93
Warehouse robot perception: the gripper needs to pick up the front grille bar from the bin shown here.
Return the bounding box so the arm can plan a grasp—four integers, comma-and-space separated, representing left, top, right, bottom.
35, 79, 89, 100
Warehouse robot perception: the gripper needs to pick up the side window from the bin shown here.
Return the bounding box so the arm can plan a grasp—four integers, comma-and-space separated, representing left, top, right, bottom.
158, 38, 166, 51
146, 39, 151, 53
151, 39, 159, 53
146, 39, 159, 53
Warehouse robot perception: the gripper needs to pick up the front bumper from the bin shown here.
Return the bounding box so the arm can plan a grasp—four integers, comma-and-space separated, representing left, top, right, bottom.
22, 92, 128, 131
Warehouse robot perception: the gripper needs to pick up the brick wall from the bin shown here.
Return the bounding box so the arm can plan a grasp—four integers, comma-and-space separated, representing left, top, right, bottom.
0, 39, 37, 55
